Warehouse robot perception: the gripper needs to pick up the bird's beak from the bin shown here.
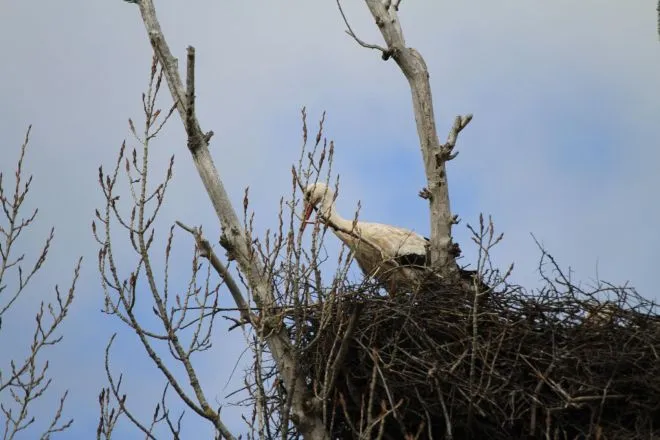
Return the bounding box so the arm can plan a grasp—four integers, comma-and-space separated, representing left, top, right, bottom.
301, 202, 314, 233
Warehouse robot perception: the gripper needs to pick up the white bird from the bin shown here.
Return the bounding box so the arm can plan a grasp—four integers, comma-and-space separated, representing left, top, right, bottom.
302, 183, 431, 292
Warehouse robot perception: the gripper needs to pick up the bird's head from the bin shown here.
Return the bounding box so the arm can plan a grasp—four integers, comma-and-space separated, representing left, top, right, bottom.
302, 182, 336, 230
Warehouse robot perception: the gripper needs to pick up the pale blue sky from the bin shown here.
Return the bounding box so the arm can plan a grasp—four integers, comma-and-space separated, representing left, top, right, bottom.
1, 1, 659, 438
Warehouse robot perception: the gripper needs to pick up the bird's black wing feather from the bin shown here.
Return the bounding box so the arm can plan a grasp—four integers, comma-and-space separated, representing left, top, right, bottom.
394, 252, 427, 267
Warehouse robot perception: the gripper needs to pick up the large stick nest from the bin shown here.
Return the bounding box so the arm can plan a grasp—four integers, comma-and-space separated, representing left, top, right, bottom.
296, 276, 660, 439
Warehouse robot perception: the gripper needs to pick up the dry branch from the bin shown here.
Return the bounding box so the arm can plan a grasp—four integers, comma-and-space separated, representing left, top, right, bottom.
349, 1, 473, 277
175, 220, 253, 326
1, 126, 78, 439
128, 1, 329, 437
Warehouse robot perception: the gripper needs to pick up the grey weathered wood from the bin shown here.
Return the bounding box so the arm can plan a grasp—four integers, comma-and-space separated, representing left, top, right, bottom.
131, 1, 329, 438
362, 0, 472, 278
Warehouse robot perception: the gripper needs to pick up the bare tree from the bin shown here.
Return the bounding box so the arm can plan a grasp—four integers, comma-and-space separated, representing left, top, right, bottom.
96, 1, 659, 439
0, 127, 81, 439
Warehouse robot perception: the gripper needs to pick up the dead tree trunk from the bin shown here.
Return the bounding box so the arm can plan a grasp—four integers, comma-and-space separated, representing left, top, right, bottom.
360, 0, 472, 279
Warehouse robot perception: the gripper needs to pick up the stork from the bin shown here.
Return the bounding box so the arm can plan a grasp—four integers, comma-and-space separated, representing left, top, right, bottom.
302, 183, 434, 292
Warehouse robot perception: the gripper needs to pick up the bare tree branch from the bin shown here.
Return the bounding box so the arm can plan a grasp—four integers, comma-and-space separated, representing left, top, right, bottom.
127, 1, 329, 437
354, 1, 473, 277
336, 0, 389, 55
175, 221, 253, 326
0, 127, 78, 439
96, 63, 236, 438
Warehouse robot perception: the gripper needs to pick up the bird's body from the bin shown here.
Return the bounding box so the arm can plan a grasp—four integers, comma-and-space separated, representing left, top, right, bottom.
332, 219, 430, 287
303, 183, 430, 291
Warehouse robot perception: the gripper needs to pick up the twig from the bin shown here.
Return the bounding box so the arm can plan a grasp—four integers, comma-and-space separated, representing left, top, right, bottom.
175, 221, 252, 325
323, 304, 363, 403
335, 0, 390, 57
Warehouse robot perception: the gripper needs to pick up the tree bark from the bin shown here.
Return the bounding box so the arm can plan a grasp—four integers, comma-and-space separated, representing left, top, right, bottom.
130, 2, 329, 438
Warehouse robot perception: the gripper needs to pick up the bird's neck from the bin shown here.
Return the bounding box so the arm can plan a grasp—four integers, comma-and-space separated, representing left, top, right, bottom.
319, 200, 356, 234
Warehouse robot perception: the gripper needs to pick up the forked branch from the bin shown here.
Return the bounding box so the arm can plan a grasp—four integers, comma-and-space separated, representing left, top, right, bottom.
175, 220, 253, 326
340, 0, 473, 277
127, 1, 329, 437
0, 127, 78, 439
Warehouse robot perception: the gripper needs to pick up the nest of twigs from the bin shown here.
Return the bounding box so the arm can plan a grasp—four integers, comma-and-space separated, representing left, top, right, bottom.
297, 275, 660, 439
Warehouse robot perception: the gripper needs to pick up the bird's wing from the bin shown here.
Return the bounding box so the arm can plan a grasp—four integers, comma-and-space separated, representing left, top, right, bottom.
359, 222, 427, 263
